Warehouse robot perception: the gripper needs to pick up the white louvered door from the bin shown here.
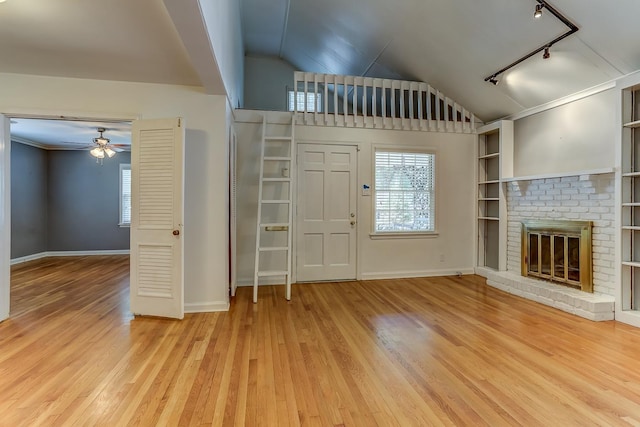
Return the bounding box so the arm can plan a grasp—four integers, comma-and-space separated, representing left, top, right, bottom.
130, 118, 184, 319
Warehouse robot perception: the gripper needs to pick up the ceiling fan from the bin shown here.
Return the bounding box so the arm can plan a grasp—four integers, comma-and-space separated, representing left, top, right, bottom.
89, 127, 122, 160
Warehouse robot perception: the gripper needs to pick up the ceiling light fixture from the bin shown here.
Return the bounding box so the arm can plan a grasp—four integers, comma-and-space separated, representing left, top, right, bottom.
484, 0, 578, 85
534, 4, 544, 18
90, 127, 117, 164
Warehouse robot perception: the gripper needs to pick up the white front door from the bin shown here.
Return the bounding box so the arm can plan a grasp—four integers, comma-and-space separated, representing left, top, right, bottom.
0, 114, 10, 322
130, 118, 185, 319
296, 144, 357, 282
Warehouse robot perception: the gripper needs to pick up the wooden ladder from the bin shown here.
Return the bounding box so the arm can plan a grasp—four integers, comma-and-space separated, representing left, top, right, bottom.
253, 114, 295, 303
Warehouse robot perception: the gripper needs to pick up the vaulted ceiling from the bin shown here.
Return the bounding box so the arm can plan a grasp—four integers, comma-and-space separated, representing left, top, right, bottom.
241, 0, 640, 122
0, 0, 638, 130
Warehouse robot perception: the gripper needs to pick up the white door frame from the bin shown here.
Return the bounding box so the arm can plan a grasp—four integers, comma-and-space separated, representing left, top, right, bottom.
0, 115, 10, 321
0, 110, 139, 321
292, 141, 360, 283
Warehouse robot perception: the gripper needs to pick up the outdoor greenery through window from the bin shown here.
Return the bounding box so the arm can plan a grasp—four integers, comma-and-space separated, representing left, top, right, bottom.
288, 90, 322, 112
120, 164, 131, 226
374, 150, 435, 233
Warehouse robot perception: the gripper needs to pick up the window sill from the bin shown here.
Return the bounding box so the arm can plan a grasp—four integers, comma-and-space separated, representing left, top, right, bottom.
369, 231, 439, 240
119, 223, 131, 228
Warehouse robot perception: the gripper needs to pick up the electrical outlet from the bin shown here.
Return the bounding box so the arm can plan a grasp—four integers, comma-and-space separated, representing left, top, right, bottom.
439, 254, 445, 262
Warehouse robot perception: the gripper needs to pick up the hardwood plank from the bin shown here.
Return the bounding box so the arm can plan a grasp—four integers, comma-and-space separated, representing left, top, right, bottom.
2, 257, 640, 426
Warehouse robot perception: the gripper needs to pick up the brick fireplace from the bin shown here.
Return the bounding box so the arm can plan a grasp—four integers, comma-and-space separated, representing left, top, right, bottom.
478, 172, 616, 321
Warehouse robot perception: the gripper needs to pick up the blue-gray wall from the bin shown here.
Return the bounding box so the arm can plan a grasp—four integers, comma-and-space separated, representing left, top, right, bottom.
11, 142, 48, 258
10, 142, 131, 258
244, 55, 295, 111
47, 150, 130, 251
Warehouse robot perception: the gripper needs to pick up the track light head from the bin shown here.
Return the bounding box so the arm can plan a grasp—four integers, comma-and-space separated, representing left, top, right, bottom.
534, 4, 544, 18
488, 76, 499, 85
543, 47, 550, 59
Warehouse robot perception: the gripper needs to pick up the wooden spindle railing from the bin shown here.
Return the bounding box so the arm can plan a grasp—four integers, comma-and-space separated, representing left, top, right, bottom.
293, 71, 477, 133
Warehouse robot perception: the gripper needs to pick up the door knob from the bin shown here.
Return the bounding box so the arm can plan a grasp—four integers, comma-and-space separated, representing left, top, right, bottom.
350, 220, 356, 226
173, 230, 180, 236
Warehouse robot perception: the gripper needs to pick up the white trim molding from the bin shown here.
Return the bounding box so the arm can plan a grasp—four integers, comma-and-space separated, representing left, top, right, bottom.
361, 268, 475, 281
184, 301, 230, 313
11, 250, 130, 265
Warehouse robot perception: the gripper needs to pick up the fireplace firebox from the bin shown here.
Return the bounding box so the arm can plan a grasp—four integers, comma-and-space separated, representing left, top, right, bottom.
521, 220, 593, 293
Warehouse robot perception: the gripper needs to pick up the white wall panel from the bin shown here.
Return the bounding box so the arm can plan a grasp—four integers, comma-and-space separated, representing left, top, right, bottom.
0, 72, 230, 311
513, 89, 616, 177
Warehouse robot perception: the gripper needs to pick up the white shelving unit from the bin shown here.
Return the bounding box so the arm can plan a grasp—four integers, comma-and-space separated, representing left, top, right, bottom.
618, 74, 640, 326
476, 120, 513, 271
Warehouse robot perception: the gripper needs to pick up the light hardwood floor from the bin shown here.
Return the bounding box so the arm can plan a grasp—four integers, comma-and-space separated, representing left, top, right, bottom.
2, 257, 640, 426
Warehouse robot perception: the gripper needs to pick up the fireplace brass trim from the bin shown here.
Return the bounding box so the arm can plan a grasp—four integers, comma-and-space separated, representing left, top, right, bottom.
521, 220, 593, 293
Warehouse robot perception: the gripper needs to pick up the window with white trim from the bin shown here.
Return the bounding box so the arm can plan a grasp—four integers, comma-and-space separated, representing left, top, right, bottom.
374, 150, 435, 233
288, 90, 322, 112
120, 164, 131, 226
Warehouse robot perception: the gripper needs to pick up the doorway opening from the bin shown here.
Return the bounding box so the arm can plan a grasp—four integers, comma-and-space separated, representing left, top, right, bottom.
7, 116, 133, 319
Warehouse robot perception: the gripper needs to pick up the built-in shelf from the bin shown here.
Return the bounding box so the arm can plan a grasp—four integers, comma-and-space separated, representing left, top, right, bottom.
617, 75, 640, 326
502, 167, 615, 182
476, 120, 513, 272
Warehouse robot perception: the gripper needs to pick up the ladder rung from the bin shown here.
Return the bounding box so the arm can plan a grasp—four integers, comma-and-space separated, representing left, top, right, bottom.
260, 222, 290, 228
261, 199, 291, 204
257, 270, 289, 277
265, 136, 293, 141
259, 247, 288, 252
264, 156, 291, 161
262, 178, 291, 182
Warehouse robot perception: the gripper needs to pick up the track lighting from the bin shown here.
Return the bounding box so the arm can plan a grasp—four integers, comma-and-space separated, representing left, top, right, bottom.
534, 4, 544, 18
484, 0, 578, 85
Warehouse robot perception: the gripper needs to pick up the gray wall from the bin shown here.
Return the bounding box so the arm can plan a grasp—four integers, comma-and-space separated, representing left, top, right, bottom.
11, 142, 48, 258
47, 150, 130, 251
10, 143, 130, 258
244, 55, 295, 111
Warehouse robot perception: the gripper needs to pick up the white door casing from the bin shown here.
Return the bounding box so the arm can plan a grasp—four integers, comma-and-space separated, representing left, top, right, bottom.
230, 128, 238, 297
130, 118, 184, 319
0, 115, 10, 322
296, 144, 357, 282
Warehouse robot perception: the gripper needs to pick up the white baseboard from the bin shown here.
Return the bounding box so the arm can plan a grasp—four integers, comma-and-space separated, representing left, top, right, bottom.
360, 268, 475, 281
11, 250, 130, 265
46, 250, 130, 257
184, 301, 230, 313
239, 269, 475, 285
10, 252, 48, 265
237, 277, 284, 287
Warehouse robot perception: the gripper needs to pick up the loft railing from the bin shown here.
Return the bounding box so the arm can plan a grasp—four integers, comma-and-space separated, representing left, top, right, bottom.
293, 71, 477, 133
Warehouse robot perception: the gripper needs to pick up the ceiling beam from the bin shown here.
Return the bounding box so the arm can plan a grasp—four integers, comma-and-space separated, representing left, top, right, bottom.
163, 0, 227, 96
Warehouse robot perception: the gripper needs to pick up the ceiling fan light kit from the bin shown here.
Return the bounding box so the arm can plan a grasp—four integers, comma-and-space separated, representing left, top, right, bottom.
90, 127, 117, 163
484, 0, 578, 84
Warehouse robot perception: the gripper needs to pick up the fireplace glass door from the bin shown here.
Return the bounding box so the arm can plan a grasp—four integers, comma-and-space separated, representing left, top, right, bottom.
527, 231, 583, 289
